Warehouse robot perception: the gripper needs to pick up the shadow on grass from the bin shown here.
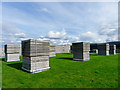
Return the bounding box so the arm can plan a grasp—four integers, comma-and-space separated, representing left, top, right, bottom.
7, 63, 30, 73
90, 53, 98, 56
7, 63, 22, 70
0, 58, 5, 61
19, 56, 23, 61
57, 57, 73, 60
59, 53, 71, 55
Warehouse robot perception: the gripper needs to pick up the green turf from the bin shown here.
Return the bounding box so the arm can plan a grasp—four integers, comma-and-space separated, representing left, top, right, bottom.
1, 53, 118, 88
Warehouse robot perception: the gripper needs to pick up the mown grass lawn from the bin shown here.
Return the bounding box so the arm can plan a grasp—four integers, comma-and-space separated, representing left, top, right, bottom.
1, 53, 118, 88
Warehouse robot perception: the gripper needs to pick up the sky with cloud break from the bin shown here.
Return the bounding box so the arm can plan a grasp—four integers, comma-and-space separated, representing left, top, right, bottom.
2, 2, 118, 45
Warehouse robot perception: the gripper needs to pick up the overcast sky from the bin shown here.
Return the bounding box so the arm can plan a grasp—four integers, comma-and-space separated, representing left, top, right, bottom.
2, 2, 118, 45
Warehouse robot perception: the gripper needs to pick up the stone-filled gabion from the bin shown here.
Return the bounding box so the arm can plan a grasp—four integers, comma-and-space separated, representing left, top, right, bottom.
109, 45, 116, 55
70, 45, 73, 54
55, 44, 70, 53
98, 43, 109, 56
108, 41, 120, 53
63, 44, 70, 53
90, 49, 98, 53
49, 45, 56, 57
21, 39, 50, 73
90, 43, 98, 51
55, 45, 63, 53
19, 47, 22, 56
72, 42, 90, 61
4, 44, 20, 62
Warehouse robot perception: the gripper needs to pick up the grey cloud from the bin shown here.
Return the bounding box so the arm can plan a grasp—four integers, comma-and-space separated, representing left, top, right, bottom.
2, 23, 27, 45
98, 23, 118, 42
15, 33, 26, 38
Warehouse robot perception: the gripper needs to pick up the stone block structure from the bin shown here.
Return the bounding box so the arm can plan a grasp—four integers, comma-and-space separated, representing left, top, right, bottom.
55, 44, 70, 53
98, 43, 109, 56
72, 42, 90, 61
5, 44, 20, 62
49, 45, 56, 57
70, 45, 73, 54
108, 41, 120, 53
90, 49, 98, 53
21, 39, 50, 73
109, 45, 116, 55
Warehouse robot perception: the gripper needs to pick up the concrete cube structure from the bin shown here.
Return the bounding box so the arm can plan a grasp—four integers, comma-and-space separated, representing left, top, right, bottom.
19, 47, 22, 56
90, 49, 98, 53
94, 49, 98, 53
4, 44, 20, 62
49, 45, 56, 57
55, 45, 63, 53
22, 39, 50, 73
70, 45, 73, 54
63, 44, 70, 53
5, 54, 20, 61
55, 44, 70, 53
72, 42, 90, 61
108, 41, 120, 53
109, 45, 116, 55
90, 43, 98, 51
98, 43, 109, 56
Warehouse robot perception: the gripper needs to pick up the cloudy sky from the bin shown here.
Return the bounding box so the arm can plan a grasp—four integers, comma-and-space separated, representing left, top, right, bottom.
2, 2, 118, 45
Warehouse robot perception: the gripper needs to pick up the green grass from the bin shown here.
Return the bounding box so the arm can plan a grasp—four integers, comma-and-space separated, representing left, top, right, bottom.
1, 53, 118, 88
